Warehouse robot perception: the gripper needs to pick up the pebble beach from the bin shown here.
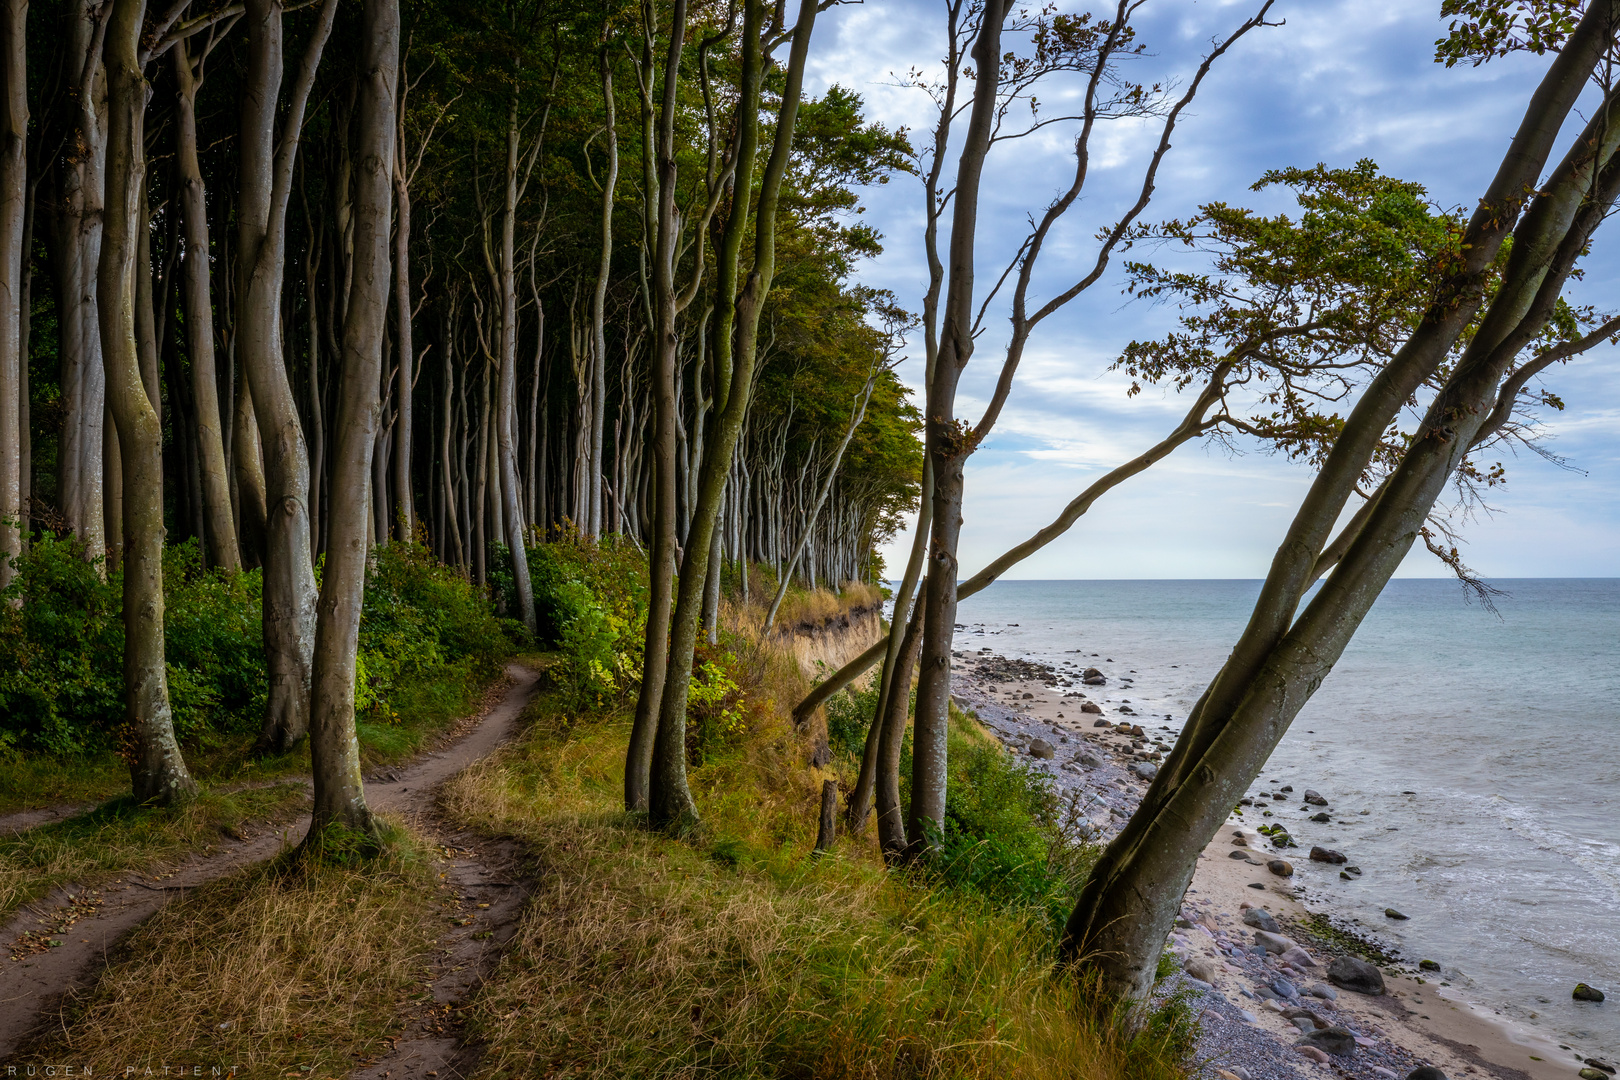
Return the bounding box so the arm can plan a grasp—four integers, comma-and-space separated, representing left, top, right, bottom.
946, 642, 1614, 1080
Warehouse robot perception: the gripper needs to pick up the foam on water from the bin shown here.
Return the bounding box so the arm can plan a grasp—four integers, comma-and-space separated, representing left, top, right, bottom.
950, 578, 1619, 1058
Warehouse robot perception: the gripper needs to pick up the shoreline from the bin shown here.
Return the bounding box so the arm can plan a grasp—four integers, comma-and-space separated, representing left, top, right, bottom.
947, 645, 1608, 1080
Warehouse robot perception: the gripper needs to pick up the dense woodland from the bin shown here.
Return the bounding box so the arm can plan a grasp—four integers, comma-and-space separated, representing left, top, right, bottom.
1, 0, 1617, 1027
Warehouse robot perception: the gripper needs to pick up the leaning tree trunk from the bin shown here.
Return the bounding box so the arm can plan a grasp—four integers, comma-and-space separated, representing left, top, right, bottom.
101, 0, 197, 805
173, 39, 241, 572
240, 0, 338, 754
0, 0, 24, 588
1061, 3, 1620, 1000
306, 0, 397, 842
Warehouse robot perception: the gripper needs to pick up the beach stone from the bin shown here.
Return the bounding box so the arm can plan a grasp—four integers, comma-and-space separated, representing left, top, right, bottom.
1076, 752, 1101, 767
1308, 984, 1338, 1001
1418, 959, 1441, 972
1254, 930, 1297, 954
1093, 718, 1110, 727
1284, 1006, 1326, 1026
1184, 956, 1217, 983
1406, 1068, 1447, 1080
1297, 1026, 1358, 1058
1373, 1069, 1399, 1079
1272, 977, 1300, 999
1292, 1017, 1316, 1034
1229, 850, 1253, 860
1129, 762, 1158, 780
1310, 812, 1332, 823
1295, 1046, 1331, 1064
1268, 859, 1295, 877
1230, 1068, 1253, 1080
1028, 739, 1056, 759
1304, 789, 1329, 806
1281, 946, 1318, 969
1082, 667, 1106, 684
1580, 1071, 1608, 1080
1327, 955, 1385, 995
1585, 1060, 1616, 1074
1247, 882, 1266, 889
1081, 701, 1103, 714
1385, 908, 1409, 920
1243, 907, 1280, 932
1574, 983, 1606, 1002
1232, 836, 1249, 846
1310, 846, 1348, 864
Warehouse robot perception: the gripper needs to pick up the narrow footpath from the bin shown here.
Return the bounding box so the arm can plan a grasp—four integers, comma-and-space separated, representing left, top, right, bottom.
0, 662, 542, 1067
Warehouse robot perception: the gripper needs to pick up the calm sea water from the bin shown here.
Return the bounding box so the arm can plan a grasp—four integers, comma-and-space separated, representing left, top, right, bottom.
951, 579, 1619, 1059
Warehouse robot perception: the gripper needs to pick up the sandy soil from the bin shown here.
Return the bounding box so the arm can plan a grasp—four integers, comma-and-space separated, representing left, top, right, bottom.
949, 649, 1602, 1080
0, 663, 541, 1069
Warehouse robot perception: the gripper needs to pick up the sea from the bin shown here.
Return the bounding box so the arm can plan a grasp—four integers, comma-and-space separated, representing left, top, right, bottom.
948, 578, 1619, 1061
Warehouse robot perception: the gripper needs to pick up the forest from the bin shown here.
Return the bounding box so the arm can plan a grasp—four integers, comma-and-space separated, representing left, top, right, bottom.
2, 0, 1618, 1073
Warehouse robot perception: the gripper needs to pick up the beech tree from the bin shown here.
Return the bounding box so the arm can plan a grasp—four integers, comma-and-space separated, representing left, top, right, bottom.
1064, 0, 1620, 1001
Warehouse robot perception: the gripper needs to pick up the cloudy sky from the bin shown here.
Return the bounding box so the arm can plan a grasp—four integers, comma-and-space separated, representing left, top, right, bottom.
803, 0, 1620, 580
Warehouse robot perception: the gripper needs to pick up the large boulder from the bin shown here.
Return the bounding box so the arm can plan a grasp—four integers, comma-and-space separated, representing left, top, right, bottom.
1327, 955, 1385, 995
1129, 762, 1158, 780
1080, 701, 1103, 714
1254, 930, 1297, 955
1028, 739, 1056, 759
1242, 907, 1280, 933
1296, 1026, 1357, 1058
1303, 789, 1329, 806
1082, 667, 1107, 685
1309, 846, 1348, 864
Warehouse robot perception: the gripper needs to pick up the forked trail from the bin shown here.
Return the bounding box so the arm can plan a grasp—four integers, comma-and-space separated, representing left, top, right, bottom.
0, 662, 542, 1067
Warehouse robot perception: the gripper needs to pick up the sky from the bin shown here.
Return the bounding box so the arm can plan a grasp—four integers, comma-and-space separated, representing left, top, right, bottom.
801, 0, 1620, 580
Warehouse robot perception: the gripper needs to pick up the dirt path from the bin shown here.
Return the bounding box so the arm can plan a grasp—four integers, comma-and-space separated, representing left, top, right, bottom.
0, 662, 542, 1064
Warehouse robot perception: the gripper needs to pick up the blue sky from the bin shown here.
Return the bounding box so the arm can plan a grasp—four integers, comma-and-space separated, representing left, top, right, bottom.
804, 0, 1620, 579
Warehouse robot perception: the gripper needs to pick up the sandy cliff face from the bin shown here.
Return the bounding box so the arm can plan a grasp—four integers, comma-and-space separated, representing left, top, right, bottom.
778, 604, 882, 678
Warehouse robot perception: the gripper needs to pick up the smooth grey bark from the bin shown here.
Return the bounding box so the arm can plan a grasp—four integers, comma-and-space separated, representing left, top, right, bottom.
173, 37, 241, 572
307, 0, 397, 841
648, 0, 819, 830
496, 98, 535, 632
239, 0, 338, 755
905, 0, 1007, 853
0, 0, 24, 586
390, 63, 417, 543
624, 0, 685, 814
587, 49, 618, 540
232, 368, 267, 565
875, 591, 924, 859
1061, 2, 1620, 1001
101, 0, 197, 805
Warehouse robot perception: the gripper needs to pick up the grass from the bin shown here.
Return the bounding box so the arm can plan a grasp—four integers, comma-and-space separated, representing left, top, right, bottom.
0, 783, 310, 923
436, 679, 1195, 1080
14, 831, 441, 1075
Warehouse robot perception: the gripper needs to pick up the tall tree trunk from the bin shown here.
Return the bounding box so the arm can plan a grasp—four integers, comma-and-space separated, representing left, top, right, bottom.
498, 99, 535, 631
307, 0, 397, 842
648, 0, 819, 829
240, 0, 338, 754
101, 0, 196, 804
232, 369, 267, 566
624, 0, 686, 815
588, 49, 617, 538
390, 95, 415, 542
907, 0, 1007, 852
0, 0, 23, 586
876, 593, 924, 859
173, 39, 240, 572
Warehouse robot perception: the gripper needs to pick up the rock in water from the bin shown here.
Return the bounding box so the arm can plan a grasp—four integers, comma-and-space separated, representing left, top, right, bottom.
1581, 1071, 1609, 1080
1385, 908, 1409, 920
1310, 846, 1348, 864
1243, 907, 1280, 933
1574, 983, 1606, 1003
1418, 959, 1441, 972
1303, 789, 1329, 806
1268, 859, 1295, 877
1082, 667, 1106, 684
1310, 812, 1332, 823
1327, 955, 1385, 995
1585, 1060, 1616, 1075
1254, 930, 1298, 954
1297, 1025, 1358, 1058
1129, 762, 1158, 780
1028, 739, 1056, 759
1406, 1068, 1447, 1080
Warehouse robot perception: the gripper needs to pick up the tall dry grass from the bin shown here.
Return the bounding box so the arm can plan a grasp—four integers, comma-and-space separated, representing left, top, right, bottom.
438, 681, 1193, 1080
14, 832, 439, 1074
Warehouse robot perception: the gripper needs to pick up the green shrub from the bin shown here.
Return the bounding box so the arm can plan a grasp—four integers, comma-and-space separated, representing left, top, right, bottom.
527, 535, 647, 707
822, 675, 880, 757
